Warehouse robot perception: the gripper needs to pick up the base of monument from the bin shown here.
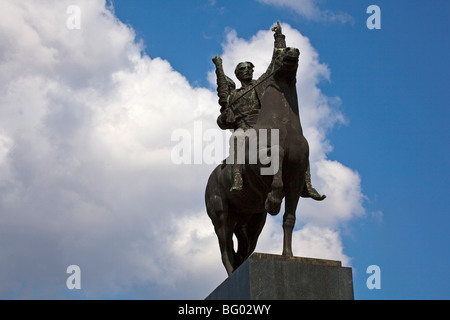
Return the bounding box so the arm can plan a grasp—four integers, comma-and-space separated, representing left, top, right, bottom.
206, 253, 354, 300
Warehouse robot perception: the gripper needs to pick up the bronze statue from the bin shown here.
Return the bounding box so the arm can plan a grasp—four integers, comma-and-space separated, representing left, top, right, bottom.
206, 23, 326, 276
212, 22, 286, 192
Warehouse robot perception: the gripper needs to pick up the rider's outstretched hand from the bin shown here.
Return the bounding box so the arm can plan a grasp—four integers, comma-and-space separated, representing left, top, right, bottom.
271, 21, 282, 34
212, 54, 222, 66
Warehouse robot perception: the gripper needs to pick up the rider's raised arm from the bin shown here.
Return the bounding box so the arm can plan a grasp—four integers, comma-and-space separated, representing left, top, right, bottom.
213, 55, 235, 112
273, 21, 286, 49
257, 22, 286, 82
212, 55, 237, 130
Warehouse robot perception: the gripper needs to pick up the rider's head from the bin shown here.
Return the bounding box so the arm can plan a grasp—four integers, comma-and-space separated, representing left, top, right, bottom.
235, 62, 254, 83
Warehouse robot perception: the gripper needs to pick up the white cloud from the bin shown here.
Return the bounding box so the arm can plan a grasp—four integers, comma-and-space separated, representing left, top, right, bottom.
0, 0, 217, 299
256, 219, 351, 266
0, 1, 364, 299
256, 0, 354, 24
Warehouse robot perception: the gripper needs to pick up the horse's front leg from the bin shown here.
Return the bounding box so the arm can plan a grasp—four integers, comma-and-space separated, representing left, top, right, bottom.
262, 145, 284, 215
282, 190, 300, 257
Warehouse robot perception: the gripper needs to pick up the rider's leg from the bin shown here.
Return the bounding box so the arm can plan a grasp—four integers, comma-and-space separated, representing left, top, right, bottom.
229, 128, 245, 191
301, 164, 326, 201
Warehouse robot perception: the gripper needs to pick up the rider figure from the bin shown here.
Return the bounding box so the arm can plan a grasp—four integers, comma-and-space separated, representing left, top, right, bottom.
213, 22, 285, 191
213, 22, 325, 201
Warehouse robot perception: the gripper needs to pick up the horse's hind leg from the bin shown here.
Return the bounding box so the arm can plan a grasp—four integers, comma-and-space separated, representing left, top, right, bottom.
246, 212, 267, 256
207, 195, 235, 276
234, 212, 267, 268
216, 213, 237, 276
234, 225, 248, 269
217, 222, 235, 276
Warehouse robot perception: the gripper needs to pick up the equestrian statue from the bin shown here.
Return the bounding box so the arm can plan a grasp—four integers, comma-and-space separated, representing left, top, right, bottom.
205, 22, 326, 276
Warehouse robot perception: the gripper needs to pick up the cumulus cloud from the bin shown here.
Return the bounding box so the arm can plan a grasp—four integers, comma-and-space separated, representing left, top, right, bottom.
257, 219, 351, 266
0, 0, 217, 299
0, 1, 364, 299
256, 0, 354, 24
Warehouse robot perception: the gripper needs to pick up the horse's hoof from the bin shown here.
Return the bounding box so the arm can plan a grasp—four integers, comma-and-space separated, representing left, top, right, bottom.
282, 250, 293, 257
265, 195, 281, 216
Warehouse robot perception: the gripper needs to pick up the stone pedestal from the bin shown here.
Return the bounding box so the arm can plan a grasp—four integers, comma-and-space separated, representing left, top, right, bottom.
206, 253, 354, 300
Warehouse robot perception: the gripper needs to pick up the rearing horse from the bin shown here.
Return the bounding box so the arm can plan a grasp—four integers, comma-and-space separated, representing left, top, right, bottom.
205, 46, 325, 276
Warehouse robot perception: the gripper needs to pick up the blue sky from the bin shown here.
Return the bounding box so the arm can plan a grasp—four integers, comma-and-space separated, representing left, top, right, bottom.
0, 0, 448, 300
111, 0, 450, 299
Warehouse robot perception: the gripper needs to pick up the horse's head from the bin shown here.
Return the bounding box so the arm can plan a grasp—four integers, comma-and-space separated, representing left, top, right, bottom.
273, 47, 300, 84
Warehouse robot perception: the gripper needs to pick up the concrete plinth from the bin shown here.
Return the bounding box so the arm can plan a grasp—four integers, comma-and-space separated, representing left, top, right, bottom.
206, 253, 354, 300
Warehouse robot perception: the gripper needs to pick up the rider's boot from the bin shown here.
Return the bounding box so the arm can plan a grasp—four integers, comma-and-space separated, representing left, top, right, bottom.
302, 165, 326, 201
